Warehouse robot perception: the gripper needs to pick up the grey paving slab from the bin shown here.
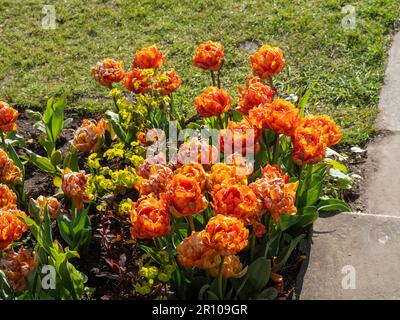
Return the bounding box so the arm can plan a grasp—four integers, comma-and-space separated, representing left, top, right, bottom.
363, 133, 400, 216
299, 213, 400, 300
377, 32, 400, 131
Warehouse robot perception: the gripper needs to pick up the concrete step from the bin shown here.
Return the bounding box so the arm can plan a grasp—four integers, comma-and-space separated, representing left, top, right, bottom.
298, 212, 400, 299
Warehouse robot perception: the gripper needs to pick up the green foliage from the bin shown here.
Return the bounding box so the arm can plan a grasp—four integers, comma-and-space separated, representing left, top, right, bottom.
105, 111, 128, 143
25, 149, 57, 174
0, 270, 14, 300
133, 251, 177, 297
24, 97, 74, 175
42, 97, 66, 155
231, 257, 271, 299
296, 164, 328, 209
63, 148, 80, 172
57, 207, 92, 253
18, 200, 89, 300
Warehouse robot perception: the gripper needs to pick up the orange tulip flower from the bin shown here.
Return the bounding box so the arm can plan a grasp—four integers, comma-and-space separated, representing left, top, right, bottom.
297, 115, 343, 147
177, 231, 220, 270
134, 164, 173, 197
211, 185, 262, 225
209, 255, 245, 279
292, 122, 327, 166
174, 163, 207, 193
136, 131, 148, 146
0, 184, 17, 211
0, 101, 18, 132
207, 162, 247, 193
237, 77, 274, 115
136, 153, 168, 179
249, 44, 285, 79
130, 194, 171, 239
292, 115, 342, 165
250, 177, 299, 223
0, 247, 38, 293
176, 137, 218, 168
264, 99, 300, 136
72, 119, 106, 152
244, 75, 263, 86
252, 221, 267, 238
91, 58, 125, 86
169, 174, 208, 217
132, 45, 165, 69
0, 149, 22, 185
225, 152, 254, 176
124, 68, 154, 94
155, 68, 182, 95
219, 118, 261, 156
35, 196, 61, 220
195, 87, 231, 117
193, 41, 225, 71
261, 164, 290, 183
247, 104, 268, 130
250, 164, 298, 223
202, 214, 249, 256
61, 169, 90, 211
136, 128, 166, 147
265, 182, 299, 223
0, 210, 28, 252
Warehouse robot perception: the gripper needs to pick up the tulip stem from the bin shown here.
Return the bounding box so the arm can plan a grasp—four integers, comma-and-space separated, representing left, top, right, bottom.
217, 71, 221, 88
169, 93, 175, 121
264, 227, 279, 259
0, 131, 6, 150
304, 164, 313, 192
210, 71, 217, 87
187, 216, 196, 234
267, 76, 274, 89
217, 256, 225, 300
172, 216, 184, 241
250, 233, 256, 260
261, 130, 271, 163
272, 133, 280, 164
218, 115, 225, 129
153, 238, 160, 250
112, 95, 119, 112
295, 165, 312, 207
295, 165, 304, 207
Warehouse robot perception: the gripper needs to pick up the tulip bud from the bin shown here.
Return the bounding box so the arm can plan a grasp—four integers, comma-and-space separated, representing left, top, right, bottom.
51, 150, 62, 166
25, 109, 42, 122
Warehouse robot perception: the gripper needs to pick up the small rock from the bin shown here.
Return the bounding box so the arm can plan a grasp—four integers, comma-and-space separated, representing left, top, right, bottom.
351, 146, 367, 154
351, 174, 363, 180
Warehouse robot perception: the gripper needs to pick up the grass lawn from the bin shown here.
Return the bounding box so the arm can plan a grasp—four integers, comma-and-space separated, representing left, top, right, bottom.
0, 0, 399, 145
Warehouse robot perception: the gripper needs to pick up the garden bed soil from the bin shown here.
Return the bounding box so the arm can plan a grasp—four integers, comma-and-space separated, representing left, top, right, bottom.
337, 132, 385, 213
15, 111, 142, 299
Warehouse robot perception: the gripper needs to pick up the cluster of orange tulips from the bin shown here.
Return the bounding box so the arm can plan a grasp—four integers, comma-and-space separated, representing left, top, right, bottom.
0, 38, 346, 300
88, 40, 344, 292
